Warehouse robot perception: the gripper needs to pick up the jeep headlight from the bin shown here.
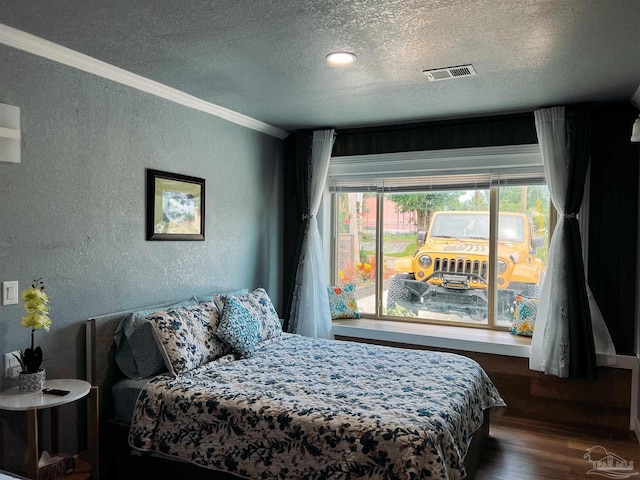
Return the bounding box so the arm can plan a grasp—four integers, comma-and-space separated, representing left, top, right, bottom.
418, 255, 432, 268
497, 259, 508, 275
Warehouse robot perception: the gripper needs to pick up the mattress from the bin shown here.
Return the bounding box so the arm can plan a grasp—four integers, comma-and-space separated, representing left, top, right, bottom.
112, 378, 151, 424
129, 333, 505, 479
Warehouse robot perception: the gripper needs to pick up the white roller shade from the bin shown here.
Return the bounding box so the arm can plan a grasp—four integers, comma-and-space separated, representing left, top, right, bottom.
329, 144, 544, 192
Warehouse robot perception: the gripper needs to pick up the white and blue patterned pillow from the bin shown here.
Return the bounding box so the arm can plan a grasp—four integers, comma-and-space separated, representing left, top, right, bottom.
218, 288, 282, 342
216, 296, 263, 358
114, 298, 198, 379
148, 302, 229, 376
327, 284, 360, 320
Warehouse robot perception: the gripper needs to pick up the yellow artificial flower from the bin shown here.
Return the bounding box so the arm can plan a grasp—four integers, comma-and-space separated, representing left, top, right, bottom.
21, 312, 51, 330
20, 279, 52, 332
20, 313, 33, 328
23, 299, 49, 313
21, 287, 48, 304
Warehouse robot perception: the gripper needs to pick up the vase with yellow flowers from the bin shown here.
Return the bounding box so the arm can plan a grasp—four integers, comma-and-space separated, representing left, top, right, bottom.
14, 278, 51, 393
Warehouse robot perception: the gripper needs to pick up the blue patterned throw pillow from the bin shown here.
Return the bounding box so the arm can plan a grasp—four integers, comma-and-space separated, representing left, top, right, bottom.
218, 288, 282, 342
216, 296, 263, 358
327, 283, 360, 320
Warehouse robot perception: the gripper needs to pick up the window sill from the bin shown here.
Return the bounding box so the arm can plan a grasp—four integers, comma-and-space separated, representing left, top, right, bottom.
332, 318, 532, 358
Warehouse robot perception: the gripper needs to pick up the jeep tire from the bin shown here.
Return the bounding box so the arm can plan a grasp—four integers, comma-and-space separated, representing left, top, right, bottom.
521, 271, 545, 298
387, 273, 416, 311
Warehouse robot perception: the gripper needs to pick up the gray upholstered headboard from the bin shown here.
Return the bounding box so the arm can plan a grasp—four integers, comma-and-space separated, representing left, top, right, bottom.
85, 301, 178, 419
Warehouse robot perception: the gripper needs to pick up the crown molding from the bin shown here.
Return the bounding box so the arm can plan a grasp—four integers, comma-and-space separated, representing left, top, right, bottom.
0, 23, 288, 139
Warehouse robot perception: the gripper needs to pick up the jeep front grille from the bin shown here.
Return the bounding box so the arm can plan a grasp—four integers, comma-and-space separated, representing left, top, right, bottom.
433, 257, 488, 280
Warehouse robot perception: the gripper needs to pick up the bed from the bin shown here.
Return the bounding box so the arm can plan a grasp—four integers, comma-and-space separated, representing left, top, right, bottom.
86, 289, 505, 479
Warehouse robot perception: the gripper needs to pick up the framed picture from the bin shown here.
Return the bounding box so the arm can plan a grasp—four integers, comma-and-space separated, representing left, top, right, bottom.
146, 169, 205, 241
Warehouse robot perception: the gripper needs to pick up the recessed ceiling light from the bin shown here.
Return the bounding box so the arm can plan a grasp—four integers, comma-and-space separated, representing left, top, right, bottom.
326, 52, 356, 66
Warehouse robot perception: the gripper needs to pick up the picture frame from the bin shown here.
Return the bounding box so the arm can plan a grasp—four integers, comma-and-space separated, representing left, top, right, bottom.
146, 169, 205, 241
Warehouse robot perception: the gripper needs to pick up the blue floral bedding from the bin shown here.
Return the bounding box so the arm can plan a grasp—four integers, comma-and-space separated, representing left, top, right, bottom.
129, 334, 505, 479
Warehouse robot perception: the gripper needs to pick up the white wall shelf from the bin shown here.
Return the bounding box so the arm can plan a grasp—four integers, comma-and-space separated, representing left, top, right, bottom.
0, 103, 21, 164
0, 127, 20, 139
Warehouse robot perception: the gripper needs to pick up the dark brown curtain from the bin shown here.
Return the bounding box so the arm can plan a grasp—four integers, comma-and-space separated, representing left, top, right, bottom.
282, 131, 311, 332
564, 105, 597, 379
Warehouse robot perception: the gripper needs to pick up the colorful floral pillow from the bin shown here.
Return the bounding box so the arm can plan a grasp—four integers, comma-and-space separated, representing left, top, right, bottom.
217, 288, 282, 342
216, 296, 263, 358
148, 302, 229, 376
511, 295, 539, 337
327, 284, 360, 320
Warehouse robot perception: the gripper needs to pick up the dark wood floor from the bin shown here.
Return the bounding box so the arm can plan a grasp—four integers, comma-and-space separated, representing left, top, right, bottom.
476, 416, 640, 480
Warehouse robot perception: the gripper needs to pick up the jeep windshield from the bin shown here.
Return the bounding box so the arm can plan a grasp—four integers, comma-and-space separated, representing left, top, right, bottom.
430, 213, 525, 242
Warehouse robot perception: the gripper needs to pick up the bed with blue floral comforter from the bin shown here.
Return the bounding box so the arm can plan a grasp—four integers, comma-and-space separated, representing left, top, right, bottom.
129, 333, 505, 479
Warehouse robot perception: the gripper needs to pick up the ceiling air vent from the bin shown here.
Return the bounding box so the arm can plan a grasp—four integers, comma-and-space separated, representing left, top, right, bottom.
423, 64, 477, 82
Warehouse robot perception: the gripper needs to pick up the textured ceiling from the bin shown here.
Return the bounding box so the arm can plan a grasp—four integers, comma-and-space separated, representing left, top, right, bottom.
1, 0, 639, 132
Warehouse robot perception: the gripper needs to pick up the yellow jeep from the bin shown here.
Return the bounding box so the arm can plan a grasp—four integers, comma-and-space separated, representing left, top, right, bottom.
387, 211, 544, 319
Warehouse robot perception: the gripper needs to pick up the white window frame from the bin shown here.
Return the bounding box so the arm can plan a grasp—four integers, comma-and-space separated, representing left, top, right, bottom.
325, 144, 549, 329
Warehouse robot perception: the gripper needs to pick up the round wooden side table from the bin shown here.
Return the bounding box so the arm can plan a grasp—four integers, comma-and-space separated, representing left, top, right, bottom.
0, 379, 98, 479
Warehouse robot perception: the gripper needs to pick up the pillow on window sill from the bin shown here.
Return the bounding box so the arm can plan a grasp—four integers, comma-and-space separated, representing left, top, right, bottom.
327, 283, 360, 320
510, 295, 539, 337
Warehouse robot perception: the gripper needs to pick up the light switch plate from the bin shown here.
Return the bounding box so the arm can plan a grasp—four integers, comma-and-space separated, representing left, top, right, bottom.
1, 281, 19, 305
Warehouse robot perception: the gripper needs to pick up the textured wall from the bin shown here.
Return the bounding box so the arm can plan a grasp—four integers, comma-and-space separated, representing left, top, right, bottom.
0, 44, 282, 454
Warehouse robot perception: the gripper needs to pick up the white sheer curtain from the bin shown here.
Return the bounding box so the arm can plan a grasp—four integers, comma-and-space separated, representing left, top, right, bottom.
291, 129, 335, 338
530, 107, 567, 376
530, 107, 616, 378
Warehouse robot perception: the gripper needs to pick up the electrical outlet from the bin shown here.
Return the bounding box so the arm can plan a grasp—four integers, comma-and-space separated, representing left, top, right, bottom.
4, 351, 22, 379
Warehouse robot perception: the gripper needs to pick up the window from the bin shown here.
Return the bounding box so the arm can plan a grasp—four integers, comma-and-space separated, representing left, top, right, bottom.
329, 145, 551, 330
